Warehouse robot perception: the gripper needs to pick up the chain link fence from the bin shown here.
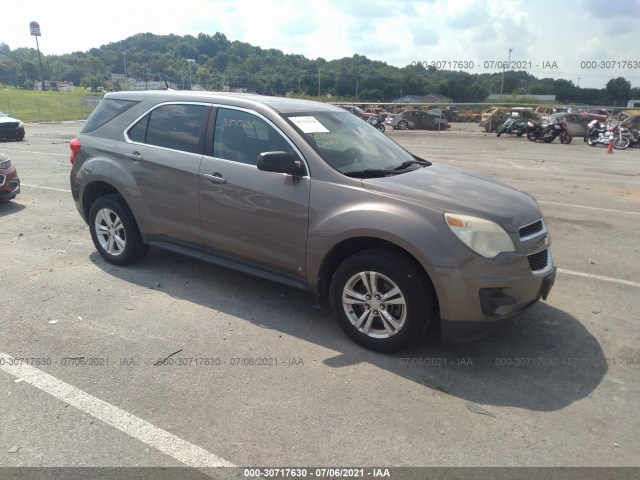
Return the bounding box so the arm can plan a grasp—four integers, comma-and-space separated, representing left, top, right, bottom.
0, 96, 101, 123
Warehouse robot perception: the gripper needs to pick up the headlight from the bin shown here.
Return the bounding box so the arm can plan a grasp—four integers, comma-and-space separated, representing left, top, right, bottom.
19, 122, 24, 128
445, 213, 515, 259
0, 159, 12, 169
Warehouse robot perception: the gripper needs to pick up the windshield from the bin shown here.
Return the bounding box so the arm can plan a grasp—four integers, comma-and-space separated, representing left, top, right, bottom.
286, 111, 426, 177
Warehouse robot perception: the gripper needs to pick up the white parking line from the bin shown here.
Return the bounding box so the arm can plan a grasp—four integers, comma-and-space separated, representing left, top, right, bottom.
540, 200, 640, 216
506, 161, 524, 169
558, 269, 640, 288
0, 351, 236, 468
21, 183, 71, 193
2, 148, 68, 157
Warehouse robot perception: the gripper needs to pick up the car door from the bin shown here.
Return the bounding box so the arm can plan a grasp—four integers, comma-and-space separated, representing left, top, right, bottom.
199, 106, 310, 283
418, 112, 435, 130
407, 111, 421, 129
119, 102, 209, 247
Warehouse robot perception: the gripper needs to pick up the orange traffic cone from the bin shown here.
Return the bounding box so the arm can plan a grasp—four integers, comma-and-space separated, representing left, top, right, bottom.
607, 138, 614, 154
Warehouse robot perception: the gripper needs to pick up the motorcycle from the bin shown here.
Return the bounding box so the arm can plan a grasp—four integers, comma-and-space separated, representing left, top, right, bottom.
526, 116, 572, 144
367, 114, 386, 132
620, 127, 640, 148
584, 120, 627, 149
496, 117, 527, 137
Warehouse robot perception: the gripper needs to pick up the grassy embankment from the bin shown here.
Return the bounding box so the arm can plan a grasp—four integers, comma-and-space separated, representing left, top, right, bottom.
0, 88, 103, 123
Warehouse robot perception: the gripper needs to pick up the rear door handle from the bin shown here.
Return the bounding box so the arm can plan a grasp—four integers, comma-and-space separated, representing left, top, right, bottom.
124, 152, 143, 162
202, 172, 226, 184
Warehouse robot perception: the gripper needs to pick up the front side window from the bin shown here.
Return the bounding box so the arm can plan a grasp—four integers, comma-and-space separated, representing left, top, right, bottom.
213, 108, 293, 165
127, 103, 208, 154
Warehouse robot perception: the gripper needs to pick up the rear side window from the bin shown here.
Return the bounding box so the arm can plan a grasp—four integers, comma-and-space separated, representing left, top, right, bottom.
81, 99, 138, 133
127, 103, 208, 154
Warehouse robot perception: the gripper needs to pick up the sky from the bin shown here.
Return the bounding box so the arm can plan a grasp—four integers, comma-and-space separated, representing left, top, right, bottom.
4, 0, 640, 90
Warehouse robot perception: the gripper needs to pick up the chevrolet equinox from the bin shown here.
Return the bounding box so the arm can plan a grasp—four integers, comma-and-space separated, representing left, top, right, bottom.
70, 91, 556, 352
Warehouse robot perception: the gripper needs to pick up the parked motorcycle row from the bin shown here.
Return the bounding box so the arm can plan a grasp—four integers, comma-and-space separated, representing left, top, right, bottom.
497, 115, 572, 143
497, 114, 640, 150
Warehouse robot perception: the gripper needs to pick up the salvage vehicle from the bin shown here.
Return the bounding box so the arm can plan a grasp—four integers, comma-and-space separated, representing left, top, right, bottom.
480, 107, 538, 133
70, 91, 555, 352
385, 110, 450, 130
0, 111, 25, 141
0, 152, 20, 201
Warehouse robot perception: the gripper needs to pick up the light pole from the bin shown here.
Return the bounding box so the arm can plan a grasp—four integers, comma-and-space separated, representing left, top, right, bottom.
186, 59, 195, 90
499, 48, 512, 96
123, 51, 127, 79
577, 77, 581, 88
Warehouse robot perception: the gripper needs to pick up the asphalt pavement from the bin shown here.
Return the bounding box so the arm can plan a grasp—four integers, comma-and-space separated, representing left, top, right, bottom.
0, 122, 638, 478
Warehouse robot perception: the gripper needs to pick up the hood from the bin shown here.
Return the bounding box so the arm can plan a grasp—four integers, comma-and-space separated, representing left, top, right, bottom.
362, 163, 541, 233
0, 115, 21, 124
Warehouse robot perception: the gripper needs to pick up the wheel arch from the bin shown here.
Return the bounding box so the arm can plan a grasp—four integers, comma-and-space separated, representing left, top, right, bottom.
81, 181, 124, 220
81, 181, 147, 241
316, 236, 440, 312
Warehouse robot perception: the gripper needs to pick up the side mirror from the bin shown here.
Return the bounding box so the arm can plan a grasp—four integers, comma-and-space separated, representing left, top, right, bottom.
257, 151, 305, 176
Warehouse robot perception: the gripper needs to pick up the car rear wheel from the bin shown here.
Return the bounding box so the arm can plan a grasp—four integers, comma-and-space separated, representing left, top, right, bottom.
329, 248, 436, 352
397, 120, 409, 130
89, 194, 148, 266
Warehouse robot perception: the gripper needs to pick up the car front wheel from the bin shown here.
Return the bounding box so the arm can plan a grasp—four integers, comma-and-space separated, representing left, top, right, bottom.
397, 120, 409, 130
89, 194, 148, 266
329, 248, 436, 352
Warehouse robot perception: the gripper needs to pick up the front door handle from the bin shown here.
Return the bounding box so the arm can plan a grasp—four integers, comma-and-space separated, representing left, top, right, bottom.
203, 172, 227, 184
124, 152, 143, 162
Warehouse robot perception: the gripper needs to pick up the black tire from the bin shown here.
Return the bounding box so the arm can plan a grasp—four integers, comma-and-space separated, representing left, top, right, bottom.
613, 136, 630, 149
329, 248, 436, 353
88, 194, 148, 266
526, 130, 537, 142
397, 120, 409, 130
560, 134, 573, 144
376, 123, 385, 132
496, 127, 505, 137
587, 136, 596, 146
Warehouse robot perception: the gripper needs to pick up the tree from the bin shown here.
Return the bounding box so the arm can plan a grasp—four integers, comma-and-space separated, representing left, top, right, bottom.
605, 77, 631, 106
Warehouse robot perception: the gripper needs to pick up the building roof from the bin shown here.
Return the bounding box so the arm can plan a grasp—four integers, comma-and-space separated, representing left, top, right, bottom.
391, 94, 452, 104
487, 94, 557, 102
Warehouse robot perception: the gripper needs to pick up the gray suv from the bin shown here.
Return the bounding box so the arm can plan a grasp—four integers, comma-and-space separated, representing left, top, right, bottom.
70, 91, 556, 352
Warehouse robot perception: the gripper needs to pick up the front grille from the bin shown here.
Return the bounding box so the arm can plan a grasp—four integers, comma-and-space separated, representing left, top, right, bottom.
520, 220, 544, 238
0, 174, 5, 187
528, 249, 549, 271
0, 123, 19, 132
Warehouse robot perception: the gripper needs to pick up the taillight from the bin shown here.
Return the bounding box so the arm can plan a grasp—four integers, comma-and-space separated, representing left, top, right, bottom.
69, 138, 81, 164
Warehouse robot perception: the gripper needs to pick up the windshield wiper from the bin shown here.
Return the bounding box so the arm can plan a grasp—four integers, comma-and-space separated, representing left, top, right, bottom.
344, 158, 432, 178
344, 169, 399, 178
393, 159, 431, 170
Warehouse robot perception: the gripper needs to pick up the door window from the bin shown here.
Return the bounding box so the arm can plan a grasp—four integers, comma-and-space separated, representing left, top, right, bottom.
127, 103, 208, 154
213, 108, 293, 165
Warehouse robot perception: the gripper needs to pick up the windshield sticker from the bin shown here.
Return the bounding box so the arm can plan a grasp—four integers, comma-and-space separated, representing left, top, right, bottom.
290, 116, 330, 133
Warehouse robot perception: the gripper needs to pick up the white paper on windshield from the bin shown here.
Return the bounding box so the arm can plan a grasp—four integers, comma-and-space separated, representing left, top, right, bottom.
290, 116, 330, 133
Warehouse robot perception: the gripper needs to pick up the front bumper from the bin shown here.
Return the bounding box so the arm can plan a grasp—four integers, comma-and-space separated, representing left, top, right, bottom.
0, 169, 20, 201
430, 248, 556, 342
0, 126, 25, 141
